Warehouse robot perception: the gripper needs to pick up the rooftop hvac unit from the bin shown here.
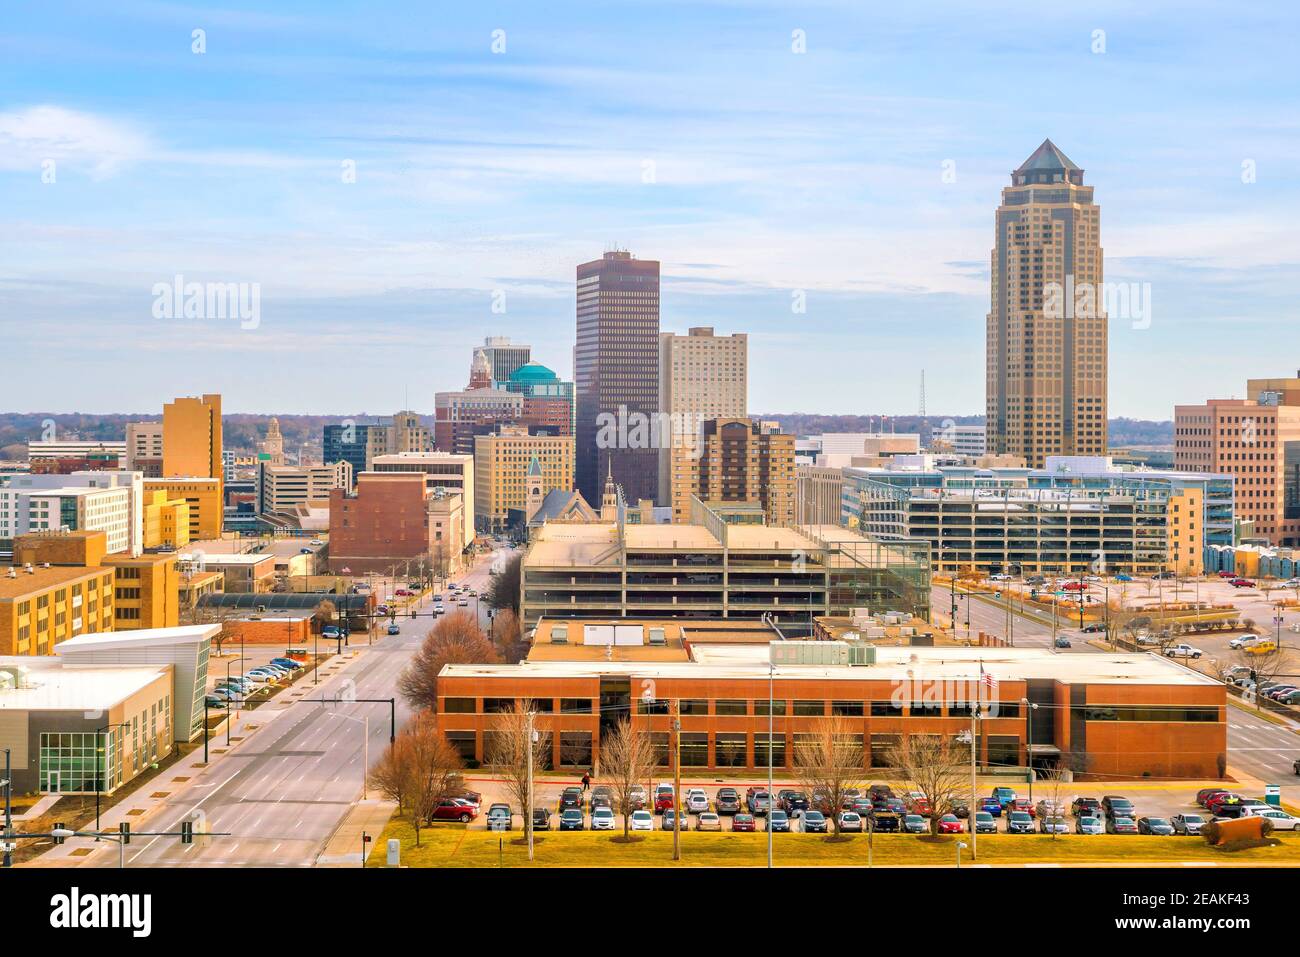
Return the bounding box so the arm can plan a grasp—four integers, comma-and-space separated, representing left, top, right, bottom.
847, 644, 877, 667
647, 627, 667, 646
550, 624, 569, 644
770, 641, 850, 666
613, 624, 642, 646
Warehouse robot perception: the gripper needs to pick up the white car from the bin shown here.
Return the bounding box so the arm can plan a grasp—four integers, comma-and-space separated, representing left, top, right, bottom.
1229, 634, 1264, 650
685, 789, 710, 813
310, 539, 324, 546
630, 810, 654, 831
1163, 644, 1203, 659
1245, 807, 1300, 830
590, 807, 616, 830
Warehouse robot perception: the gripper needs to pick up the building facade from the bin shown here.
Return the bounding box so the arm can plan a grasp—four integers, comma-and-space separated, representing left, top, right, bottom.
575, 250, 661, 506
0, 471, 144, 557
987, 141, 1107, 468
669, 418, 796, 526
796, 464, 845, 525
328, 472, 466, 575
481, 335, 532, 386
1174, 374, 1300, 546
369, 452, 475, 547
0, 565, 116, 656
255, 460, 352, 515
162, 394, 223, 481
144, 478, 222, 542
473, 427, 575, 533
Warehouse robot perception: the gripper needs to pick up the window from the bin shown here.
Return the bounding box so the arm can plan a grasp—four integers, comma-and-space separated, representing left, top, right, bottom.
715, 699, 747, 716
870, 734, 901, 767
560, 698, 593, 714
678, 732, 708, 767
482, 697, 516, 714
871, 700, 904, 717
793, 700, 825, 717
678, 699, 708, 716
754, 732, 786, 768
831, 700, 864, 717
442, 697, 475, 714
637, 697, 669, 715
714, 733, 747, 766
529, 698, 555, 713
559, 732, 592, 768
754, 699, 787, 716
444, 731, 477, 762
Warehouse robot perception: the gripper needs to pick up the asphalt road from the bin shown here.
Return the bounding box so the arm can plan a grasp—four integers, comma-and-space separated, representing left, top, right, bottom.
110, 547, 508, 868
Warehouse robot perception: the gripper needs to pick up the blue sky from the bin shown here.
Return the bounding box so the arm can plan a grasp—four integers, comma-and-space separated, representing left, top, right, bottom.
1, 0, 1297, 418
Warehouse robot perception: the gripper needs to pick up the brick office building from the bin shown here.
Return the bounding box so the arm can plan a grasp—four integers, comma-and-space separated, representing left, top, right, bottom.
437, 624, 1226, 780
328, 472, 466, 575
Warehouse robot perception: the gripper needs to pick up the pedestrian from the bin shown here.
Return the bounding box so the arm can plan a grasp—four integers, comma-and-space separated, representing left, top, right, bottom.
581, 770, 591, 792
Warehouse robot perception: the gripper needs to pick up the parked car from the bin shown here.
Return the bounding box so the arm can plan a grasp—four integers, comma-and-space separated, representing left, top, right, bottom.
1163, 644, 1203, 659
715, 787, 741, 815
868, 783, 895, 802
659, 809, 687, 831
386, 624, 400, 635
1076, 816, 1104, 835
745, 788, 771, 815
1228, 634, 1264, 650
1114, 574, 1133, 582
204, 694, 228, 707
1035, 800, 1065, 820
559, 809, 585, 831
695, 812, 722, 832
269, 658, 303, 670
430, 798, 477, 823
559, 786, 584, 810
979, 797, 1003, 817
1197, 787, 1231, 808
1009, 798, 1037, 818
1081, 623, 1107, 634
904, 791, 932, 816
1230, 579, 1256, 588
1106, 816, 1138, 834
532, 808, 551, 831
1137, 816, 1174, 835
781, 791, 810, 814
629, 810, 654, 832
591, 807, 616, 831
321, 626, 341, 639
766, 810, 790, 832
870, 810, 901, 832
1071, 796, 1101, 818
974, 811, 998, 834
731, 813, 757, 832
1244, 807, 1300, 830
1217, 570, 1237, 578
801, 810, 828, 833
990, 786, 1016, 808
1040, 816, 1070, 834
1006, 811, 1035, 834
1054, 636, 1072, 648
1101, 795, 1134, 818
1171, 813, 1205, 835
590, 785, 614, 809
830, 810, 860, 833
685, 788, 710, 814
627, 785, 647, 811
1205, 792, 1242, 814
936, 814, 963, 834
901, 814, 928, 834
486, 804, 513, 830
654, 786, 674, 813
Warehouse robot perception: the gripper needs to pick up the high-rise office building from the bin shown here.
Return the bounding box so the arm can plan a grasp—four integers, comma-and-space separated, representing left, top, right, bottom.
125, 422, 164, 476
986, 140, 1107, 468
669, 417, 796, 526
481, 336, 532, 386
657, 326, 748, 503
575, 250, 660, 505
1175, 372, 1300, 546
162, 394, 223, 481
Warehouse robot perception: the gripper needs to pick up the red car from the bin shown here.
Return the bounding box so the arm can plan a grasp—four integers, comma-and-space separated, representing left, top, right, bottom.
654, 786, 675, 813
731, 813, 757, 832
1010, 798, 1036, 818
905, 792, 932, 816
429, 798, 477, 823
1218, 570, 1237, 578
1063, 581, 1088, 591
1206, 792, 1242, 813
1231, 579, 1256, 588
936, 814, 963, 834
1196, 787, 1231, 808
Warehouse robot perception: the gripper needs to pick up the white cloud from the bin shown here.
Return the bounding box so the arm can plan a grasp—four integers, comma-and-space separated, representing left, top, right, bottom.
0, 105, 151, 179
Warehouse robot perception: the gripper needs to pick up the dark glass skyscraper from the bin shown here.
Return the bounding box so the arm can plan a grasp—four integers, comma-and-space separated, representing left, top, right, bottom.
575, 250, 660, 505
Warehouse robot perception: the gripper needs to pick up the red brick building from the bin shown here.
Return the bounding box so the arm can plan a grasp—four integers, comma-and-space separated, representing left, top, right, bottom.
328, 472, 465, 574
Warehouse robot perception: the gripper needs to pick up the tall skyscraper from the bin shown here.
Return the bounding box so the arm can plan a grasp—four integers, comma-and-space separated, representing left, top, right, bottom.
657, 326, 748, 502
481, 336, 532, 386
575, 249, 660, 504
162, 394, 223, 481
986, 140, 1107, 468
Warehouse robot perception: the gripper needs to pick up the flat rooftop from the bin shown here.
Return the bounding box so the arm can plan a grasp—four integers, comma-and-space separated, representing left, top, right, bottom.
0, 657, 171, 711
444, 644, 1219, 687
0, 565, 107, 600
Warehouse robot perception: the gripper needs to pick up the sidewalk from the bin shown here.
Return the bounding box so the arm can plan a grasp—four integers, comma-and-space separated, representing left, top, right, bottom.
316, 799, 398, 867
28, 647, 363, 867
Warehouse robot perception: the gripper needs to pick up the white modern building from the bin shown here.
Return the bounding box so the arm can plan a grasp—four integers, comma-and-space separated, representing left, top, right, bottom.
0, 471, 144, 556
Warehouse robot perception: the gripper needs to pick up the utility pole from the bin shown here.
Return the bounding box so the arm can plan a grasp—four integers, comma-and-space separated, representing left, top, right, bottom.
767, 660, 774, 869
3, 748, 12, 869
969, 708, 978, 860
672, 701, 681, 862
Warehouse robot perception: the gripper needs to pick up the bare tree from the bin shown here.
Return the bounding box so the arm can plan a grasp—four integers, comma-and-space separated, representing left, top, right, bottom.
485, 553, 522, 615
371, 711, 464, 846
490, 608, 527, 663
398, 611, 501, 711
793, 715, 866, 836
313, 599, 337, 632
486, 702, 548, 845
1036, 767, 1070, 840
600, 717, 658, 839
888, 733, 969, 836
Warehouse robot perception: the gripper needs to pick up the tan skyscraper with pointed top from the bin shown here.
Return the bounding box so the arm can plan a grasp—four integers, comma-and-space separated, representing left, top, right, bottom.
987, 140, 1107, 467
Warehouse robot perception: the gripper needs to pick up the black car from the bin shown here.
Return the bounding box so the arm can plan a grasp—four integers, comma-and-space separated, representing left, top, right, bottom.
590, 786, 613, 810
559, 787, 583, 810
870, 811, 900, 833
1081, 623, 1107, 634
1071, 797, 1102, 818
801, 811, 828, 833
782, 791, 810, 814
532, 808, 551, 831
715, 788, 742, 815
1101, 795, 1134, 818
558, 809, 585, 831
868, 783, 895, 802
1137, 816, 1175, 836
950, 800, 970, 819
1006, 811, 1035, 834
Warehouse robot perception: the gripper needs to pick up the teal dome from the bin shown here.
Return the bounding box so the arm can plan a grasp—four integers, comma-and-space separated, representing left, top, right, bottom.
509, 361, 559, 383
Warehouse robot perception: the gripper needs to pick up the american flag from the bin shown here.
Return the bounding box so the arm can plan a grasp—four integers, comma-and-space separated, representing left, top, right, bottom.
980, 662, 995, 691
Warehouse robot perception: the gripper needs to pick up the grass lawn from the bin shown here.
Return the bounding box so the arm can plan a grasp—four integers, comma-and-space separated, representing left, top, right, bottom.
370, 817, 1300, 868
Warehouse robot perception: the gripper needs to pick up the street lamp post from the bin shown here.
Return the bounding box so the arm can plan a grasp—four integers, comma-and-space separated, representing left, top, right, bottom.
956, 840, 968, 868
1021, 698, 1039, 804
767, 658, 774, 869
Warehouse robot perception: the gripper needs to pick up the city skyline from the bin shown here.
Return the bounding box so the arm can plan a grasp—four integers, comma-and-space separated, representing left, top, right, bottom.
3, 2, 1298, 417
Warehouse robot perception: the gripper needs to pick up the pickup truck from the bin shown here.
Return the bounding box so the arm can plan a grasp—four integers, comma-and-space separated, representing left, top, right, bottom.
1163, 644, 1203, 659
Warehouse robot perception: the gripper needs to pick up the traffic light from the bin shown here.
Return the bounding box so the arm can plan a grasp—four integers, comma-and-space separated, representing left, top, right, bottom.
119, 821, 130, 845
180, 820, 194, 845
53, 822, 67, 845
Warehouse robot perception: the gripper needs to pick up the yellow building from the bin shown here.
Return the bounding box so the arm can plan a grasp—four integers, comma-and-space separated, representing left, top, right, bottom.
1167, 487, 1204, 577
103, 552, 181, 631
0, 564, 115, 655
142, 489, 191, 549
474, 427, 574, 533
163, 393, 223, 481
144, 478, 222, 541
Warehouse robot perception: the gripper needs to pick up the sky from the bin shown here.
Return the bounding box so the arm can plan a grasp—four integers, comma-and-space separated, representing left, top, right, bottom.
1, 1, 1297, 418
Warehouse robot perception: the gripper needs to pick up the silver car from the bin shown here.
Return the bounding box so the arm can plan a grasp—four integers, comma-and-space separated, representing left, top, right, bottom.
1171, 813, 1205, 835
1075, 815, 1104, 835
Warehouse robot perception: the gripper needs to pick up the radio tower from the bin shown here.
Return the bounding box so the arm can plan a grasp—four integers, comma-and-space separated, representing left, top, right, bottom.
919, 369, 929, 447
